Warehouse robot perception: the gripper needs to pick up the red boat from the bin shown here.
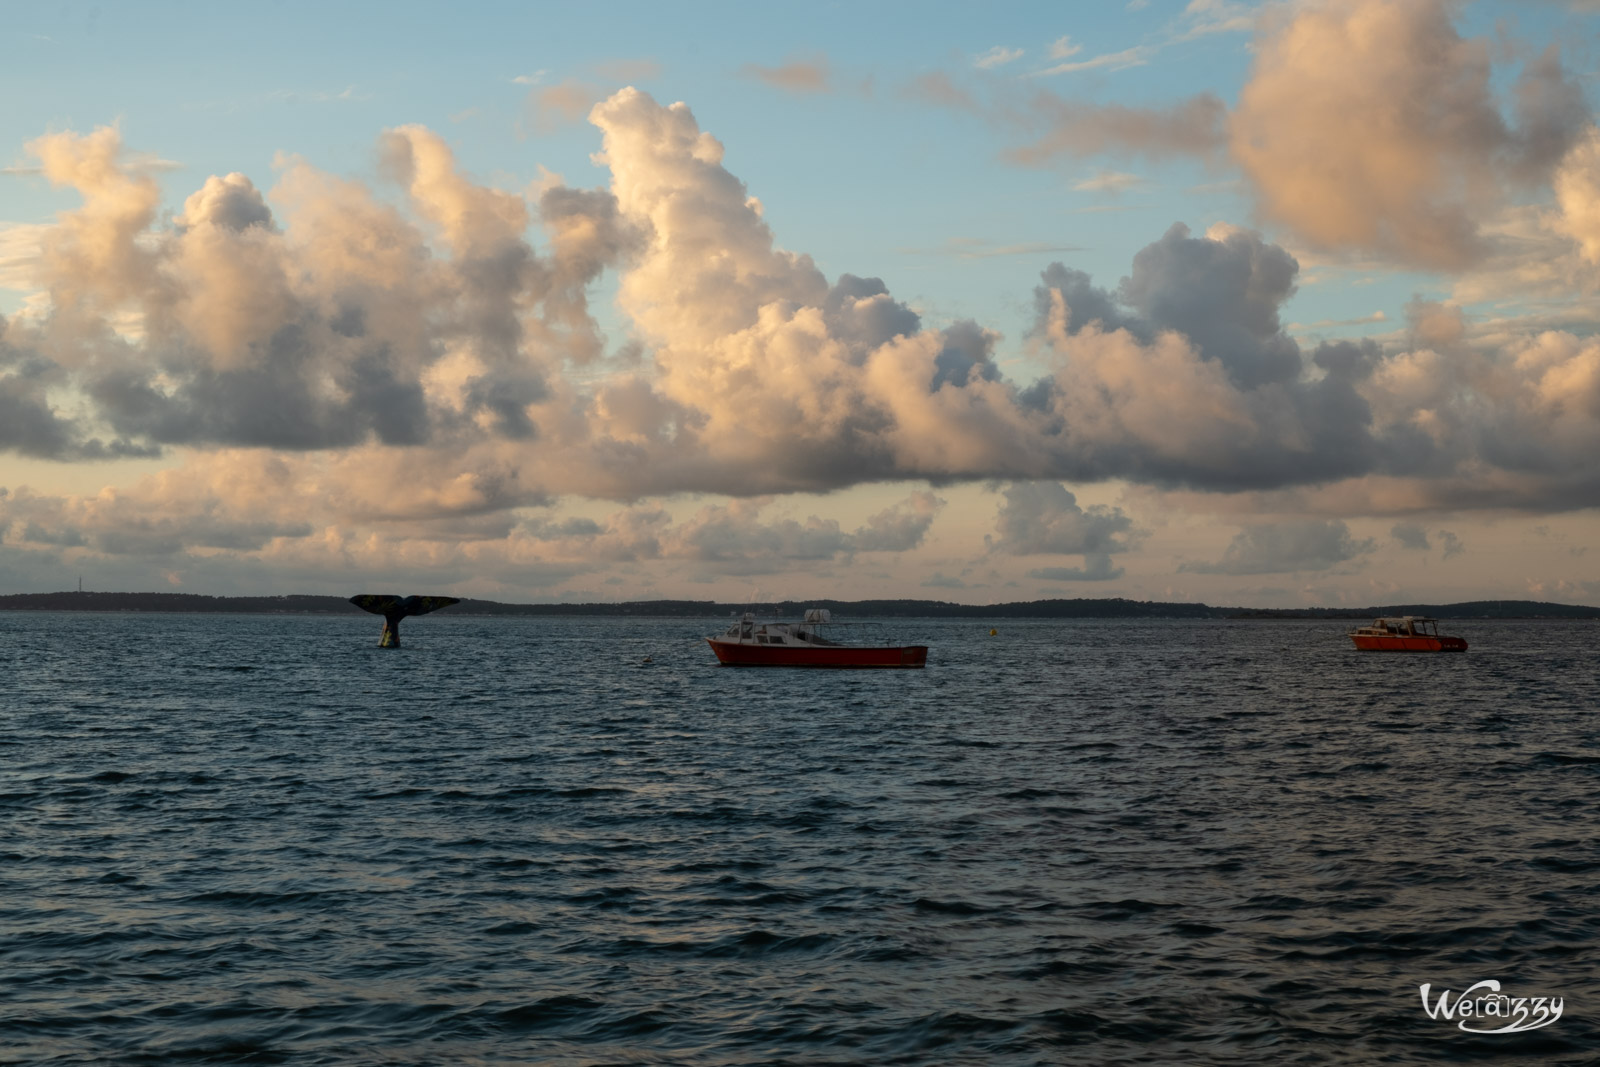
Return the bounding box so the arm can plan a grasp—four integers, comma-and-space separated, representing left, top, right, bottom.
1349, 616, 1467, 652
707, 610, 928, 668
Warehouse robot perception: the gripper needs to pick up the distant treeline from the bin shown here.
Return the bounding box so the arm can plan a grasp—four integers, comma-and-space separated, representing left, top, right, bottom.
1, 590, 1597, 620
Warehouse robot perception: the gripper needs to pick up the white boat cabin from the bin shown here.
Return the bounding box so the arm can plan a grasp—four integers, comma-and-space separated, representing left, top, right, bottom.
1350, 616, 1442, 637
717, 609, 842, 647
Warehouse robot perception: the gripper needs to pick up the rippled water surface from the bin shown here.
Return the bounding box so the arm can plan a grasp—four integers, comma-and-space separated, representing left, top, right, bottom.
4, 612, 1600, 1065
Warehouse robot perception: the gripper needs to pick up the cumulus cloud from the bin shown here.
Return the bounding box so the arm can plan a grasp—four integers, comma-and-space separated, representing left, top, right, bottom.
1179, 519, 1375, 574
1555, 126, 1600, 264
6, 121, 640, 462
942, 0, 1591, 271
1024, 223, 1399, 490
1231, 0, 1588, 268
13, 83, 1600, 575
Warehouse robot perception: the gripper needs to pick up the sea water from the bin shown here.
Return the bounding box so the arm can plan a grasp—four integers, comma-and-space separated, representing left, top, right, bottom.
2, 612, 1598, 1065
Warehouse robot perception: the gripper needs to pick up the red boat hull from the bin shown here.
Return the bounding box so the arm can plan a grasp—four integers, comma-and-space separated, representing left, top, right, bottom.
1350, 635, 1468, 652
707, 639, 928, 668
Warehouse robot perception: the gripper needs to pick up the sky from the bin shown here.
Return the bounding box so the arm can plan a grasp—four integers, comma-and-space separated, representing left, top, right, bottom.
2, 0, 1600, 607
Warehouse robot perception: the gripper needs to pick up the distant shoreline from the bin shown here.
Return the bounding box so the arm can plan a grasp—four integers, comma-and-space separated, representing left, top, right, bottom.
1, 591, 1596, 621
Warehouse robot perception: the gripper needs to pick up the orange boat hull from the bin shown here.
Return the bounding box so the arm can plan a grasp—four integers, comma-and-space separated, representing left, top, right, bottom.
707, 639, 928, 668
1350, 635, 1467, 652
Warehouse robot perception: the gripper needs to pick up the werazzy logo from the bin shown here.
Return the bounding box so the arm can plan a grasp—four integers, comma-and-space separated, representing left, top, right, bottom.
1419, 981, 1563, 1034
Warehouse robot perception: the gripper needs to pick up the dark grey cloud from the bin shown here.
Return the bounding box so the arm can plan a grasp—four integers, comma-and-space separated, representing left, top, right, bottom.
657, 494, 942, 575
1179, 520, 1376, 575
0, 373, 80, 458
852, 493, 942, 552
1031, 263, 1138, 337
930, 320, 1001, 390
989, 481, 1136, 556
1391, 522, 1431, 550
0, 314, 157, 460
675, 514, 850, 563
85, 331, 432, 451
1036, 223, 1301, 388
2, 488, 312, 558
1120, 223, 1302, 388
1027, 554, 1123, 581
1020, 226, 1478, 493
824, 274, 922, 355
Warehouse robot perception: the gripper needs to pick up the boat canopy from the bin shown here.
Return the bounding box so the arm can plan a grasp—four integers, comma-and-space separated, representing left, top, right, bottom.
803, 608, 831, 624
1358, 616, 1443, 636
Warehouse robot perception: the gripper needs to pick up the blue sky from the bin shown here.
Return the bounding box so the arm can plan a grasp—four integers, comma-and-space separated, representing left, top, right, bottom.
2, 1, 1599, 605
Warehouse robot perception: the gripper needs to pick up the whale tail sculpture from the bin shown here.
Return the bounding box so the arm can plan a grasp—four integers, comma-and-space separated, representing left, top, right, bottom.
350, 594, 460, 648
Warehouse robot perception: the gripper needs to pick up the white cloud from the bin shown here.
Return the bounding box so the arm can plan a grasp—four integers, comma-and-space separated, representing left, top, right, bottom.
1073, 170, 1147, 194
974, 46, 1023, 70
1032, 45, 1153, 77
1176, 0, 1257, 39
1048, 36, 1083, 60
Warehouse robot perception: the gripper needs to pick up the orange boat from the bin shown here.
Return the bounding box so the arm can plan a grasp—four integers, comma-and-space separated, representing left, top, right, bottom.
1349, 616, 1467, 652
707, 609, 928, 668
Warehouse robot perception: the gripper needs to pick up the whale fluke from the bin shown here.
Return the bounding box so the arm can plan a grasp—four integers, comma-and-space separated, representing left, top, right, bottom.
350, 594, 460, 648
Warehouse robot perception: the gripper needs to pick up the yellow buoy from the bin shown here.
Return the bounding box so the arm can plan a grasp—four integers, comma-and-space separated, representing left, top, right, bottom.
989, 628, 997, 636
